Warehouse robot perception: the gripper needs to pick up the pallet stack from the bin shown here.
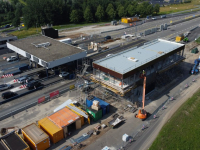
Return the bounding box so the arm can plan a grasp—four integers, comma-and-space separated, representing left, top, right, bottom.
91, 100, 100, 111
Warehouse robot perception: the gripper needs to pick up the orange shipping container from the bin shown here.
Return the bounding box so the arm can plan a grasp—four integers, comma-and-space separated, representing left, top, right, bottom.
22, 123, 50, 150
48, 108, 81, 138
38, 117, 64, 144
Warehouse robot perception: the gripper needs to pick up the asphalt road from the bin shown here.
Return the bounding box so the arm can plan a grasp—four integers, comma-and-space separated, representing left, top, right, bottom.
88, 16, 200, 62
188, 27, 200, 42
73, 11, 200, 46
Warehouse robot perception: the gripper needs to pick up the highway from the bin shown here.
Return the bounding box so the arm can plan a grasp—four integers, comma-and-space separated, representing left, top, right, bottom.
74, 10, 200, 46
88, 16, 200, 61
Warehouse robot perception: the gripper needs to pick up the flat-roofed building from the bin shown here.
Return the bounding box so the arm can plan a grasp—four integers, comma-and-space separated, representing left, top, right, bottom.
92, 39, 185, 96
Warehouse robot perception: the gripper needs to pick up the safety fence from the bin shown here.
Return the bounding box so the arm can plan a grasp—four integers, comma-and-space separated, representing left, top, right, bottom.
116, 73, 200, 150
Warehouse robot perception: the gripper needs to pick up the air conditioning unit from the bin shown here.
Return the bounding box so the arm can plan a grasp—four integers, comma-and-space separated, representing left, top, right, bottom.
128, 57, 138, 62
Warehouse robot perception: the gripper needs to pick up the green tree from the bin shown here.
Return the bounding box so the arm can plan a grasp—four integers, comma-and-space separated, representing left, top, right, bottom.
7, 11, 15, 20
147, 5, 153, 15
127, 5, 135, 16
106, 3, 115, 19
10, 0, 19, 5
95, 5, 104, 21
84, 6, 93, 22
12, 16, 20, 27
136, 4, 145, 17
70, 10, 81, 23
118, 5, 126, 18
154, 4, 160, 14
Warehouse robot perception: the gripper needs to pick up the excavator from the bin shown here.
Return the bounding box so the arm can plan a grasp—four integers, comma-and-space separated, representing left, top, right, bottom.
135, 71, 149, 121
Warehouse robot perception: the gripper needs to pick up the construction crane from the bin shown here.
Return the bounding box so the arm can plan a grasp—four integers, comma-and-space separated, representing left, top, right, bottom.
135, 71, 148, 121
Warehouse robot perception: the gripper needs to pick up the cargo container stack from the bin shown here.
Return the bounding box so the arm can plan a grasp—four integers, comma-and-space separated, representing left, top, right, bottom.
86, 96, 110, 117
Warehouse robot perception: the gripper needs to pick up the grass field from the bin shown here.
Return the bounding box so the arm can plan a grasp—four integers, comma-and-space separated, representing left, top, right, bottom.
160, 0, 200, 14
10, 28, 41, 39
149, 88, 200, 150
10, 22, 109, 39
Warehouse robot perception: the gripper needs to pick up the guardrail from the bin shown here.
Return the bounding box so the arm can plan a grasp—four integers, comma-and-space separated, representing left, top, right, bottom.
0, 86, 43, 105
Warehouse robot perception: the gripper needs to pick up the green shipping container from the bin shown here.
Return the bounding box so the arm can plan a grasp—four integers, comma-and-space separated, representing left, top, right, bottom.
86, 108, 102, 122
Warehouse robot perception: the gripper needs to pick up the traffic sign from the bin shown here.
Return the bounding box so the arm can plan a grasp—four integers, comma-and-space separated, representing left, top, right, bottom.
170, 20, 172, 23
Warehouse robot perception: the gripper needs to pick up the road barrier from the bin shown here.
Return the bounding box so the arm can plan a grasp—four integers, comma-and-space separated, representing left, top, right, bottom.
0, 85, 72, 121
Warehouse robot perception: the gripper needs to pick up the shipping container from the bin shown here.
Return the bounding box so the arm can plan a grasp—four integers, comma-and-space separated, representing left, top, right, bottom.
86, 97, 110, 116
86, 107, 102, 122
0, 131, 30, 150
38, 117, 64, 144
48, 108, 81, 138
22, 123, 50, 150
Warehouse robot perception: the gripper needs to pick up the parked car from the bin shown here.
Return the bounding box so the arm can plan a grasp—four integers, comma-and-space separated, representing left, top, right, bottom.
37, 71, 50, 78
6, 56, 18, 62
0, 84, 12, 91
152, 17, 157, 20
2, 91, 17, 99
161, 15, 166, 18
25, 78, 35, 84
4, 24, 10, 28
27, 81, 42, 90
59, 71, 69, 78
17, 76, 33, 84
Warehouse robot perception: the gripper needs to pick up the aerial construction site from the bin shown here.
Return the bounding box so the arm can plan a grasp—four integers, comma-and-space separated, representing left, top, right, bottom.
1, 10, 200, 150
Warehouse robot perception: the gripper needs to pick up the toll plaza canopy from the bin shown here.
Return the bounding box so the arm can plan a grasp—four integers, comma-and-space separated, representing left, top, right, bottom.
93, 39, 185, 79
7, 35, 87, 69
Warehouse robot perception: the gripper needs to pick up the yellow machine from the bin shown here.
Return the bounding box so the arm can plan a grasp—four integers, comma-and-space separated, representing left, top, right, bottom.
176, 34, 184, 42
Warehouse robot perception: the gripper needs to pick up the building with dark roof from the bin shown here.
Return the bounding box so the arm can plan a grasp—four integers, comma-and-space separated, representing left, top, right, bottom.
7, 35, 86, 69
0, 131, 30, 150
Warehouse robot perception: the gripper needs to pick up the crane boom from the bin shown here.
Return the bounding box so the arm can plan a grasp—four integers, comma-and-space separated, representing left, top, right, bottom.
142, 76, 146, 109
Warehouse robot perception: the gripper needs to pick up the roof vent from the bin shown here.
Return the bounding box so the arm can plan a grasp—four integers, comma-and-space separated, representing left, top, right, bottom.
158, 51, 164, 54
31, 42, 50, 50
128, 57, 138, 62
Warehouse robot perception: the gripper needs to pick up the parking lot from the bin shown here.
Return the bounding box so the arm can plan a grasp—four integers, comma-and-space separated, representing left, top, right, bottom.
0, 53, 76, 104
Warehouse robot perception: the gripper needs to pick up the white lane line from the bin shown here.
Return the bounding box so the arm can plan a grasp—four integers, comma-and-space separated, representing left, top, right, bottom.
10, 86, 26, 92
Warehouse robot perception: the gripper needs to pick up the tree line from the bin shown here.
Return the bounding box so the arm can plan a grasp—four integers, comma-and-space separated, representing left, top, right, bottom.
0, 0, 23, 26
0, 0, 160, 28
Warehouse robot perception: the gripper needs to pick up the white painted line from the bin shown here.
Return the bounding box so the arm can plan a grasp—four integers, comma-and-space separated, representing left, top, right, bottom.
10, 85, 26, 92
